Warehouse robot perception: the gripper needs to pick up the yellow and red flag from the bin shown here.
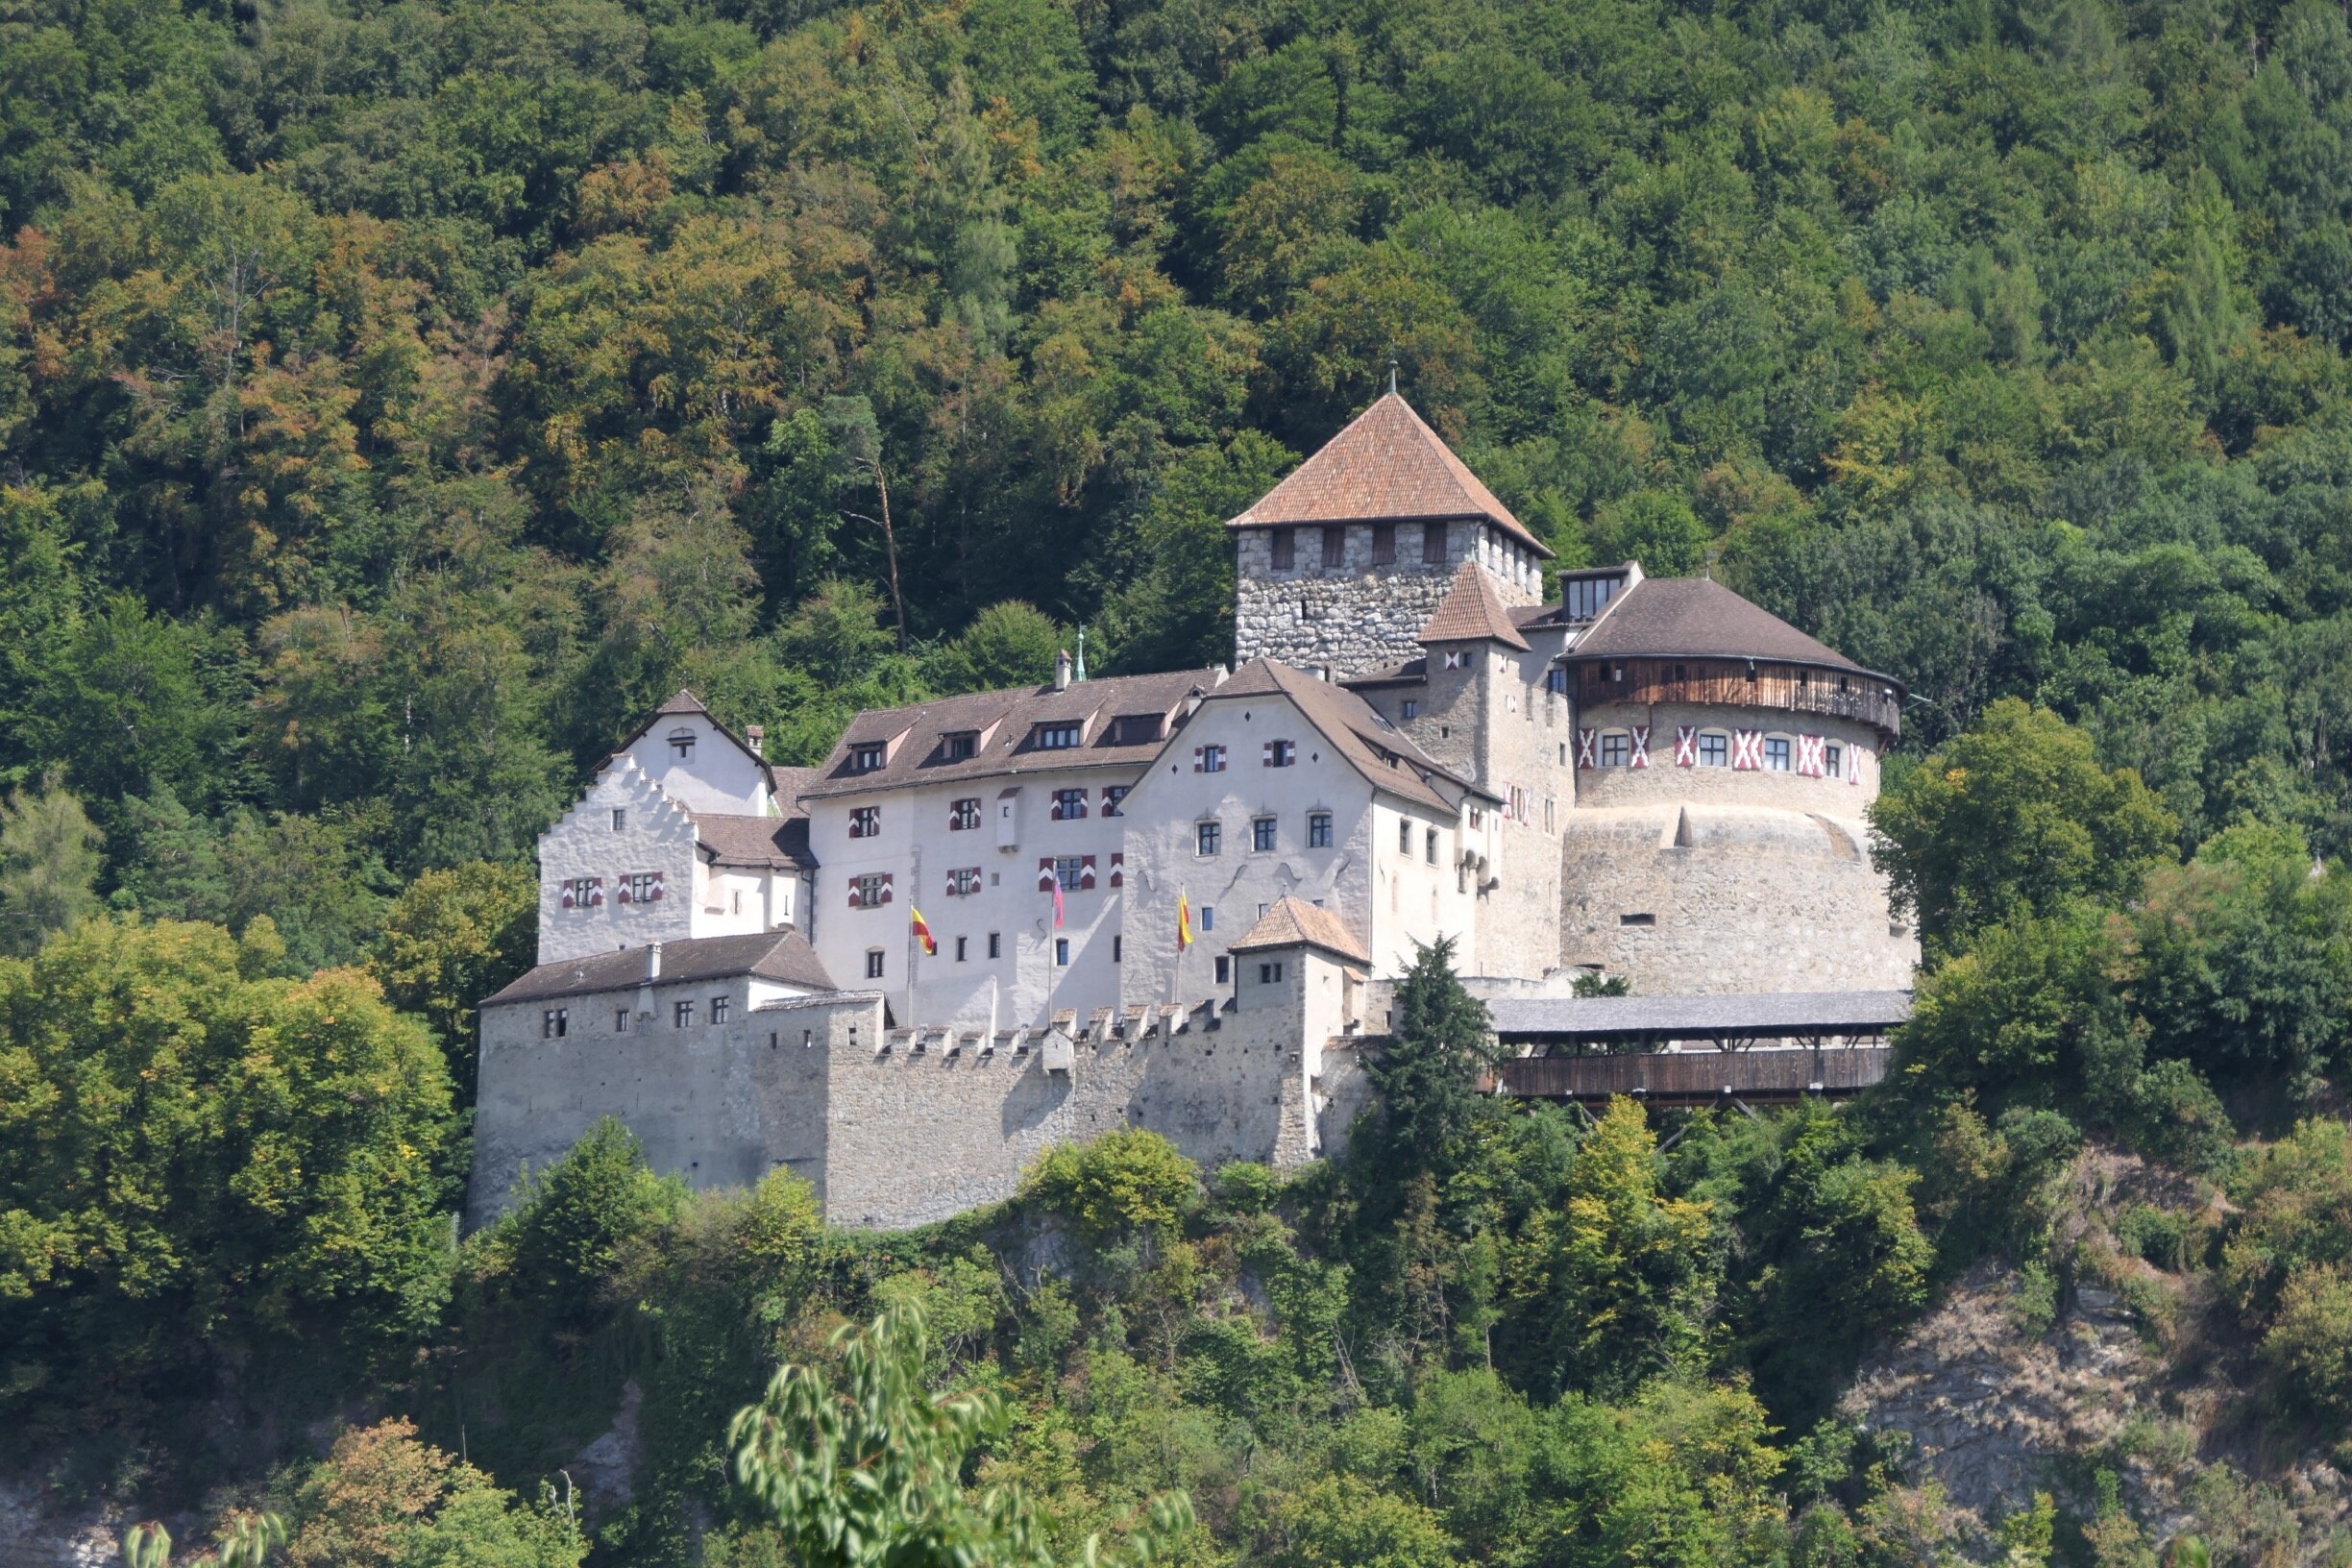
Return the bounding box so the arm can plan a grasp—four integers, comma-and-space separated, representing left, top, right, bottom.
910, 907, 938, 956
1177, 891, 1193, 951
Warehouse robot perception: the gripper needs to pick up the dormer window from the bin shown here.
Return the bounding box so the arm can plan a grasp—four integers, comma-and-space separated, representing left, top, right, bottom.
851, 741, 886, 772
668, 728, 696, 759
943, 731, 977, 761
1035, 722, 1083, 749
1114, 715, 1162, 745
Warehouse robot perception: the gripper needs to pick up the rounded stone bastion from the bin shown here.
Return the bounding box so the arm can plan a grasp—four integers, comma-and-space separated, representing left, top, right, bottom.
1556, 578, 1919, 995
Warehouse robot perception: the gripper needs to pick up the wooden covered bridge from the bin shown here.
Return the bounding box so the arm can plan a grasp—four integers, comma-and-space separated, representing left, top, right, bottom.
1481, 990, 1911, 1108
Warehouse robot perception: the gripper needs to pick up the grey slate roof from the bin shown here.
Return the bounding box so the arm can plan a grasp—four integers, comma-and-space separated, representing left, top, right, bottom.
696, 812, 814, 871
799, 667, 1226, 800
1568, 577, 1882, 675
485, 931, 836, 1006
1213, 659, 1491, 813
1489, 990, 1914, 1040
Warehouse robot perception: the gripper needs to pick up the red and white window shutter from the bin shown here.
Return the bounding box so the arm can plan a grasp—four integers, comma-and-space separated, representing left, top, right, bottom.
1797, 734, 1826, 776
1629, 725, 1651, 769
1850, 745, 1866, 786
1037, 858, 1056, 892
1731, 729, 1764, 771
1674, 726, 1699, 767
1108, 852, 1123, 888
1576, 728, 1597, 769
1079, 855, 1097, 891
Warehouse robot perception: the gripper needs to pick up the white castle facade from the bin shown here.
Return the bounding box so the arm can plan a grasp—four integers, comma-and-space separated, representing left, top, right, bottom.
470, 395, 1918, 1229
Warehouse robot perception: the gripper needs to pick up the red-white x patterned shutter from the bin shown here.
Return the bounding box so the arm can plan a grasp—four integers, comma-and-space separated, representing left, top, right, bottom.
1629, 725, 1651, 769
1675, 726, 1698, 767
1732, 729, 1763, 770
1851, 745, 1865, 786
1577, 728, 1596, 769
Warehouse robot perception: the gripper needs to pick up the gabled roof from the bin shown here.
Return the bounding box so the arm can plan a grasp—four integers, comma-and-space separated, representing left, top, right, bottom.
800, 668, 1227, 800
1225, 393, 1552, 557
615, 689, 771, 776
1419, 560, 1531, 649
1212, 660, 1492, 813
1232, 896, 1370, 962
1569, 577, 1890, 681
696, 812, 815, 872
485, 931, 836, 1006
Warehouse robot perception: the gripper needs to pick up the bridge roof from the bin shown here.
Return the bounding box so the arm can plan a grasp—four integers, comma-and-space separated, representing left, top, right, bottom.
1490, 989, 1913, 1042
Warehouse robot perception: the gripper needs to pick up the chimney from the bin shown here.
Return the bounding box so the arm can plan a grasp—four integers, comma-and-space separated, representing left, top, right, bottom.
646, 942, 663, 981
1054, 649, 1072, 692
745, 724, 764, 756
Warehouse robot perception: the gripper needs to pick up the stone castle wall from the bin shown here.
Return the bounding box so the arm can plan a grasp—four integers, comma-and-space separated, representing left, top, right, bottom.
1558, 802, 1917, 994
1573, 701, 1884, 812
1234, 522, 1537, 676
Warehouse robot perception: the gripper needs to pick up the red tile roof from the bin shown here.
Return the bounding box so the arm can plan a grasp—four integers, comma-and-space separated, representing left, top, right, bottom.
1232, 896, 1370, 962
1419, 560, 1531, 649
1226, 393, 1552, 556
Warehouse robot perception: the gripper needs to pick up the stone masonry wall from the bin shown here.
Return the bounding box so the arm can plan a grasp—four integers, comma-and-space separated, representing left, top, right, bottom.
1235, 522, 1537, 676
1558, 802, 1917, 993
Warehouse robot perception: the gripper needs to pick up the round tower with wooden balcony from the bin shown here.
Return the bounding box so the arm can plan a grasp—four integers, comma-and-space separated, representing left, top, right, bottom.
1556, 576, 1917, 994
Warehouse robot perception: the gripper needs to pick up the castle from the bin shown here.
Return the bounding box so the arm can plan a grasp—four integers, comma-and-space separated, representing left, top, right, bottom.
469, 394, 1917, 1229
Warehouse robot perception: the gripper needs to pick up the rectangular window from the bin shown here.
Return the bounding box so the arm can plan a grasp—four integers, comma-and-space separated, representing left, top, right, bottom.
1197, 821, 1221, 856
849, 805, 880, 838
943, 731, 977, 761
1600, 731, 1629, 768
1309, 813, 1333, 848
1265, 739, 1296, 767
674, 999, 695, 1028
1201, 744, 1226, 772
1399, 820, 1412, 854
1055, 856, 1085, 891
543, 1008, 567, 1039
611, 808, 626, 831
670, 730, 696, 759
988, 932, 1001, 958
1825, 743, 1844, 778
711, 995, 730, 1024
955, 935, 968, 962
1055, 937, 1070, 967
1035, 723, 1082, 749
1766, 737, 1792, 772
1402, 698, 1419, 720
1546, 667, 1567, 694
1253, 817, 1277, 852
948, 867, 982, 896
1322, 526, 1345, 567
1372, 524, 1396, 564
623, 871, 660, 904
865, 949, 885, 979
854, 872, 887, 907
1700, 732, 1728, 768
1214, 955, 1231, 984
1113, 935, 1122, 963
851, 742, 885, 772
1426, 828, 1440, 865
1259, 962, 1284, 984
1103, 785, 1129, 817
1423, 522, 1446, 562
1114, 715, 1161, 745
1200, 906, 1214, 931
949, 797, 981, 830
1053, 788, 1088, 820
615, 1009, 630, 1032
1270, 529, 1295, 570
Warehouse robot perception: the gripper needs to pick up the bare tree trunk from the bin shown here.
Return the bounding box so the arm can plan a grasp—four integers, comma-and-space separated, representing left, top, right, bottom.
872, 461, 908, 654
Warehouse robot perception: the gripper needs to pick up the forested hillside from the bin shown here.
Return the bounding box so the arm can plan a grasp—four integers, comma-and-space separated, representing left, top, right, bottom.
13, 0, 2352, 1560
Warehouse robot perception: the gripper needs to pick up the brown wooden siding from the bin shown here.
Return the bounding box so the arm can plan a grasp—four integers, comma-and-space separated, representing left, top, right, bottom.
1573, 658, 1900, 739
1492, 1046, 1891, 1105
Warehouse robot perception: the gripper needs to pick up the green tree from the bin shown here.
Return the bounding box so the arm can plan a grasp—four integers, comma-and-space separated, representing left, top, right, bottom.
729, 1304, 1193, 1568
368, 861, 538, 1095
0, 773, 102, 955
281, 1418, 585, 1568
1020, 1128, 1199, 1240
1363, 937, 1493, 1179
0, 917, 455, 1437
484, 1117, 685, 1329
1871, 699, 2178, 954
937, 600, 1066, 693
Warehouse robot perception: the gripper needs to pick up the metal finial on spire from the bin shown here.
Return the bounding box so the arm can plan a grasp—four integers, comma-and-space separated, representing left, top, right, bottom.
1073, 625, 1088, 682
1387, 357, 1399, 395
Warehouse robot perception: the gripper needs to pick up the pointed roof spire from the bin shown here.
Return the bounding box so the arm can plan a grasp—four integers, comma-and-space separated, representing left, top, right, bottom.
1387, 356, 1399, 396
1225, 393, 1552, 557
1419, 559, 1531, 649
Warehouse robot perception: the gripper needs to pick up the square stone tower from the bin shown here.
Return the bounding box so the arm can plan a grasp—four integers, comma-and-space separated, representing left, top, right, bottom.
1229, 393, 1551, 678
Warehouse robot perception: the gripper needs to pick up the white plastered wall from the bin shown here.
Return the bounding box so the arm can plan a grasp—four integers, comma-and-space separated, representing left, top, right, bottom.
537, 760, 699, 963
622, 711, 772, 816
